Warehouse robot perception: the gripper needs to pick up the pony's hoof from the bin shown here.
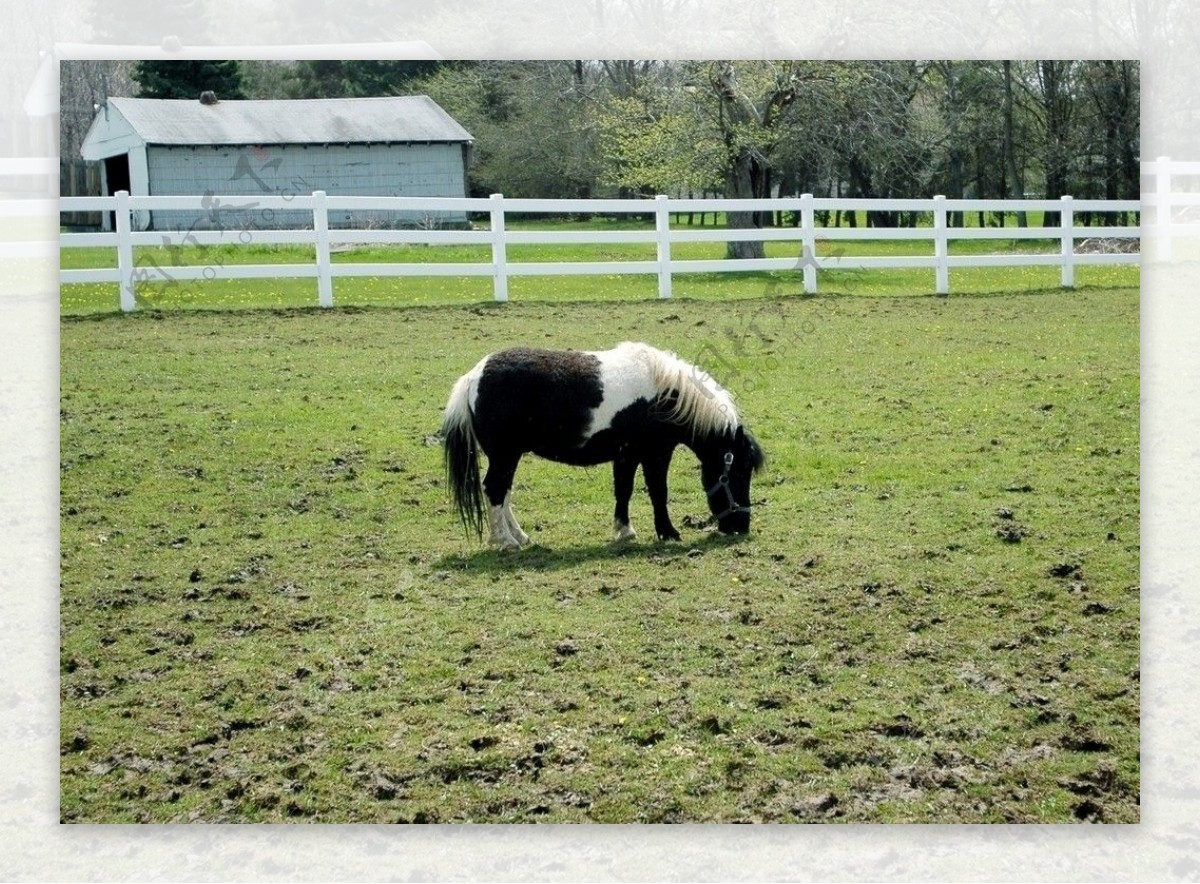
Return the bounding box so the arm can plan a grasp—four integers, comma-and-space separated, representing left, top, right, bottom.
613, 523, 637, 542
491, 533, 525, 552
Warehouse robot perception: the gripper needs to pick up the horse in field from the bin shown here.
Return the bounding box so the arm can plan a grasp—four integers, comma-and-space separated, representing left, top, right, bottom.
440, 342, 765, 551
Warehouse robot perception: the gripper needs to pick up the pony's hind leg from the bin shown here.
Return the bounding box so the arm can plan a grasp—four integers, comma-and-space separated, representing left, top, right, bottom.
487, 505, 521, 552
483, 453, 524, 552
503, 491, 531, 547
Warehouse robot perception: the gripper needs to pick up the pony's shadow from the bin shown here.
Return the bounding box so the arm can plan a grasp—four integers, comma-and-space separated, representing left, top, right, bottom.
433, 533, 748, 574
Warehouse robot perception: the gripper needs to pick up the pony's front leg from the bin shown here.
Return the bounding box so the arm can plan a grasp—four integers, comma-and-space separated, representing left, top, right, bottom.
642, 448, 681, 541
612, 455, 638, 541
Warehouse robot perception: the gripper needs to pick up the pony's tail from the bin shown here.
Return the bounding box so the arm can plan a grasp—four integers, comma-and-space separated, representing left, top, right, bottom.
441, 373, 484, 540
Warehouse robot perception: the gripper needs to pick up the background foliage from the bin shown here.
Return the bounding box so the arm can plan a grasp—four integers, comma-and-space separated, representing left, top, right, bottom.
65, 59, 1139, 208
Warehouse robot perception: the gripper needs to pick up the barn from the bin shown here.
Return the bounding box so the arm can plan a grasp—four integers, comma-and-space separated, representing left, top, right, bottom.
79, 94, 474, 231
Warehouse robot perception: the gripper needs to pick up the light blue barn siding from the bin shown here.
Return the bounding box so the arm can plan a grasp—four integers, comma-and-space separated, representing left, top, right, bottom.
145, 142, 469, 231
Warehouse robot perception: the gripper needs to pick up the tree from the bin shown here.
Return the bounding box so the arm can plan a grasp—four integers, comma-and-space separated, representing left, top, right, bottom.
416, 61, 604, 200
596, 61, 836, 253
287, 61, 445, 98
699, 62, 803, 257
1080, 60, 1140, 221
1026, 60, 1077, 226
794, 62, 937, 228
237, 61, 301, 100
1002, 61, 1029, 226
278, 58, 1138, 238
60, 60, 137, 207
594, 67, 724, 199
60, 60, 137, 161
134, 60, 245, 100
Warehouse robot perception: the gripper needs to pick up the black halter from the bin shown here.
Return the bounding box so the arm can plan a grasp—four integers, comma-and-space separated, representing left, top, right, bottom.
705, 451, 752, 521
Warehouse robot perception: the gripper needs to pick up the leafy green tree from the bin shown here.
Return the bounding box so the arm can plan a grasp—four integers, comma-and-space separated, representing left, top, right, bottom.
134, 60, 245, 100
328, 58, 1139, 240
597, 61, 830, 256
919, 61, 1015, 225
826, 62, 937, 225
417, 61, 603, 200
237, 60, 301, 100
696, 61, 805, 256
288, 61, 446, 98
1025, 60, 1078, 226
595, 96, 723, 197
1079, 60, 1140, 219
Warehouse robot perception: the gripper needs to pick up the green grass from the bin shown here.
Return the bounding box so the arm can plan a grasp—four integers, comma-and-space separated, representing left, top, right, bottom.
59, 216, 1138, 314
59, 286, 1139, 822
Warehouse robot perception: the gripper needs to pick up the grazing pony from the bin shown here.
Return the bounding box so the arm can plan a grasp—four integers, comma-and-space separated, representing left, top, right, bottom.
441, 342, 764, 550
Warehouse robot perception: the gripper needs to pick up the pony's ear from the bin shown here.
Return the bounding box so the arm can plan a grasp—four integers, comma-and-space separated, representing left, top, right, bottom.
735, 424, 745, 442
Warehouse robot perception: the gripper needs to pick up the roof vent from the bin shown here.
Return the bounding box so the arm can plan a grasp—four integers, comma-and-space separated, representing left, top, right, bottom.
199, 91, 218, 105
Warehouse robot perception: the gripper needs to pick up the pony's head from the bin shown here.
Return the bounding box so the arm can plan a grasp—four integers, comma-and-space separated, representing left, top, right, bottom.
699, 424, 765, 535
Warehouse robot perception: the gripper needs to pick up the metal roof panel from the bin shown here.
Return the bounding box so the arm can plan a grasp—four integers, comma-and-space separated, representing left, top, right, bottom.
103, 95, 473, 146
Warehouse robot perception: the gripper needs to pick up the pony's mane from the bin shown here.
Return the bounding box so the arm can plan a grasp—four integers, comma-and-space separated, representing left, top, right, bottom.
615, 341, 739, 436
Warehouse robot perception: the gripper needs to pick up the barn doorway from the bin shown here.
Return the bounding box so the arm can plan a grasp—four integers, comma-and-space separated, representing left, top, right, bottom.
103, 154, 131, 229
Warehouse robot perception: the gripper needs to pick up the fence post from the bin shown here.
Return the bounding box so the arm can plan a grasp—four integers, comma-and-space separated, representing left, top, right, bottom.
655, 194, 672, 299
115, 190, 135, 312
1060, 195, 1075, 288
933, 195, 949, 295
312, 190, 333, 307
490, 193, 508, 302
800, 193, 817, 294
1156, 155, 1172, 262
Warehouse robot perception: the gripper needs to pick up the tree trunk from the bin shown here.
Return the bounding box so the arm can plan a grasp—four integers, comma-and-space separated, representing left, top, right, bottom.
848, 156, 883, 229
1039, 61, 1073, 229
948, 151, 964, 228
725, 152, 765, 259
1002, 61, 1028, 227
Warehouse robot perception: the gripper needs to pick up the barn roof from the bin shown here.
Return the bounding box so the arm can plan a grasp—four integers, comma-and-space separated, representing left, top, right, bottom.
84, 95, 472, 158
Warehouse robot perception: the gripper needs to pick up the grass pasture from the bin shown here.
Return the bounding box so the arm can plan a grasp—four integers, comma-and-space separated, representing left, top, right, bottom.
59, 285, 1139, 823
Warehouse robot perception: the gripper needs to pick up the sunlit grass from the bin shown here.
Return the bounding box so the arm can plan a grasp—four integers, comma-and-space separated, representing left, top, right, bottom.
60, 288, 1138, 822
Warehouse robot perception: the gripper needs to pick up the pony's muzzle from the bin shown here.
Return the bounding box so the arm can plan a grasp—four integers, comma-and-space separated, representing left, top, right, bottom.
717, 513, 751, 535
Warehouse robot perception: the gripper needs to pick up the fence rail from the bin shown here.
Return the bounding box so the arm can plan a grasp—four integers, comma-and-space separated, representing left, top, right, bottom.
1142, 155, 1200, 261
59, 189, 1145, 311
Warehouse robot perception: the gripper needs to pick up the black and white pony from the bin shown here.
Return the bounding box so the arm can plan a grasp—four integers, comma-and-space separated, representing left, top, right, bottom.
441, 342, 764, 550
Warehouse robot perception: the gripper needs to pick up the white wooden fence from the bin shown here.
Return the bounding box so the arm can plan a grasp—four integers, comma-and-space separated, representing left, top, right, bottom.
59, 190, 1142, 311
0, 157, 58, 262
1143, 155, 1200, 261
44, 155, 1200, 310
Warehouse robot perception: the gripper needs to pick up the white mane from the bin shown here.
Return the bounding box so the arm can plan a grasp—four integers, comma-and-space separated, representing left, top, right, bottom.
613, 341, 739, 435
